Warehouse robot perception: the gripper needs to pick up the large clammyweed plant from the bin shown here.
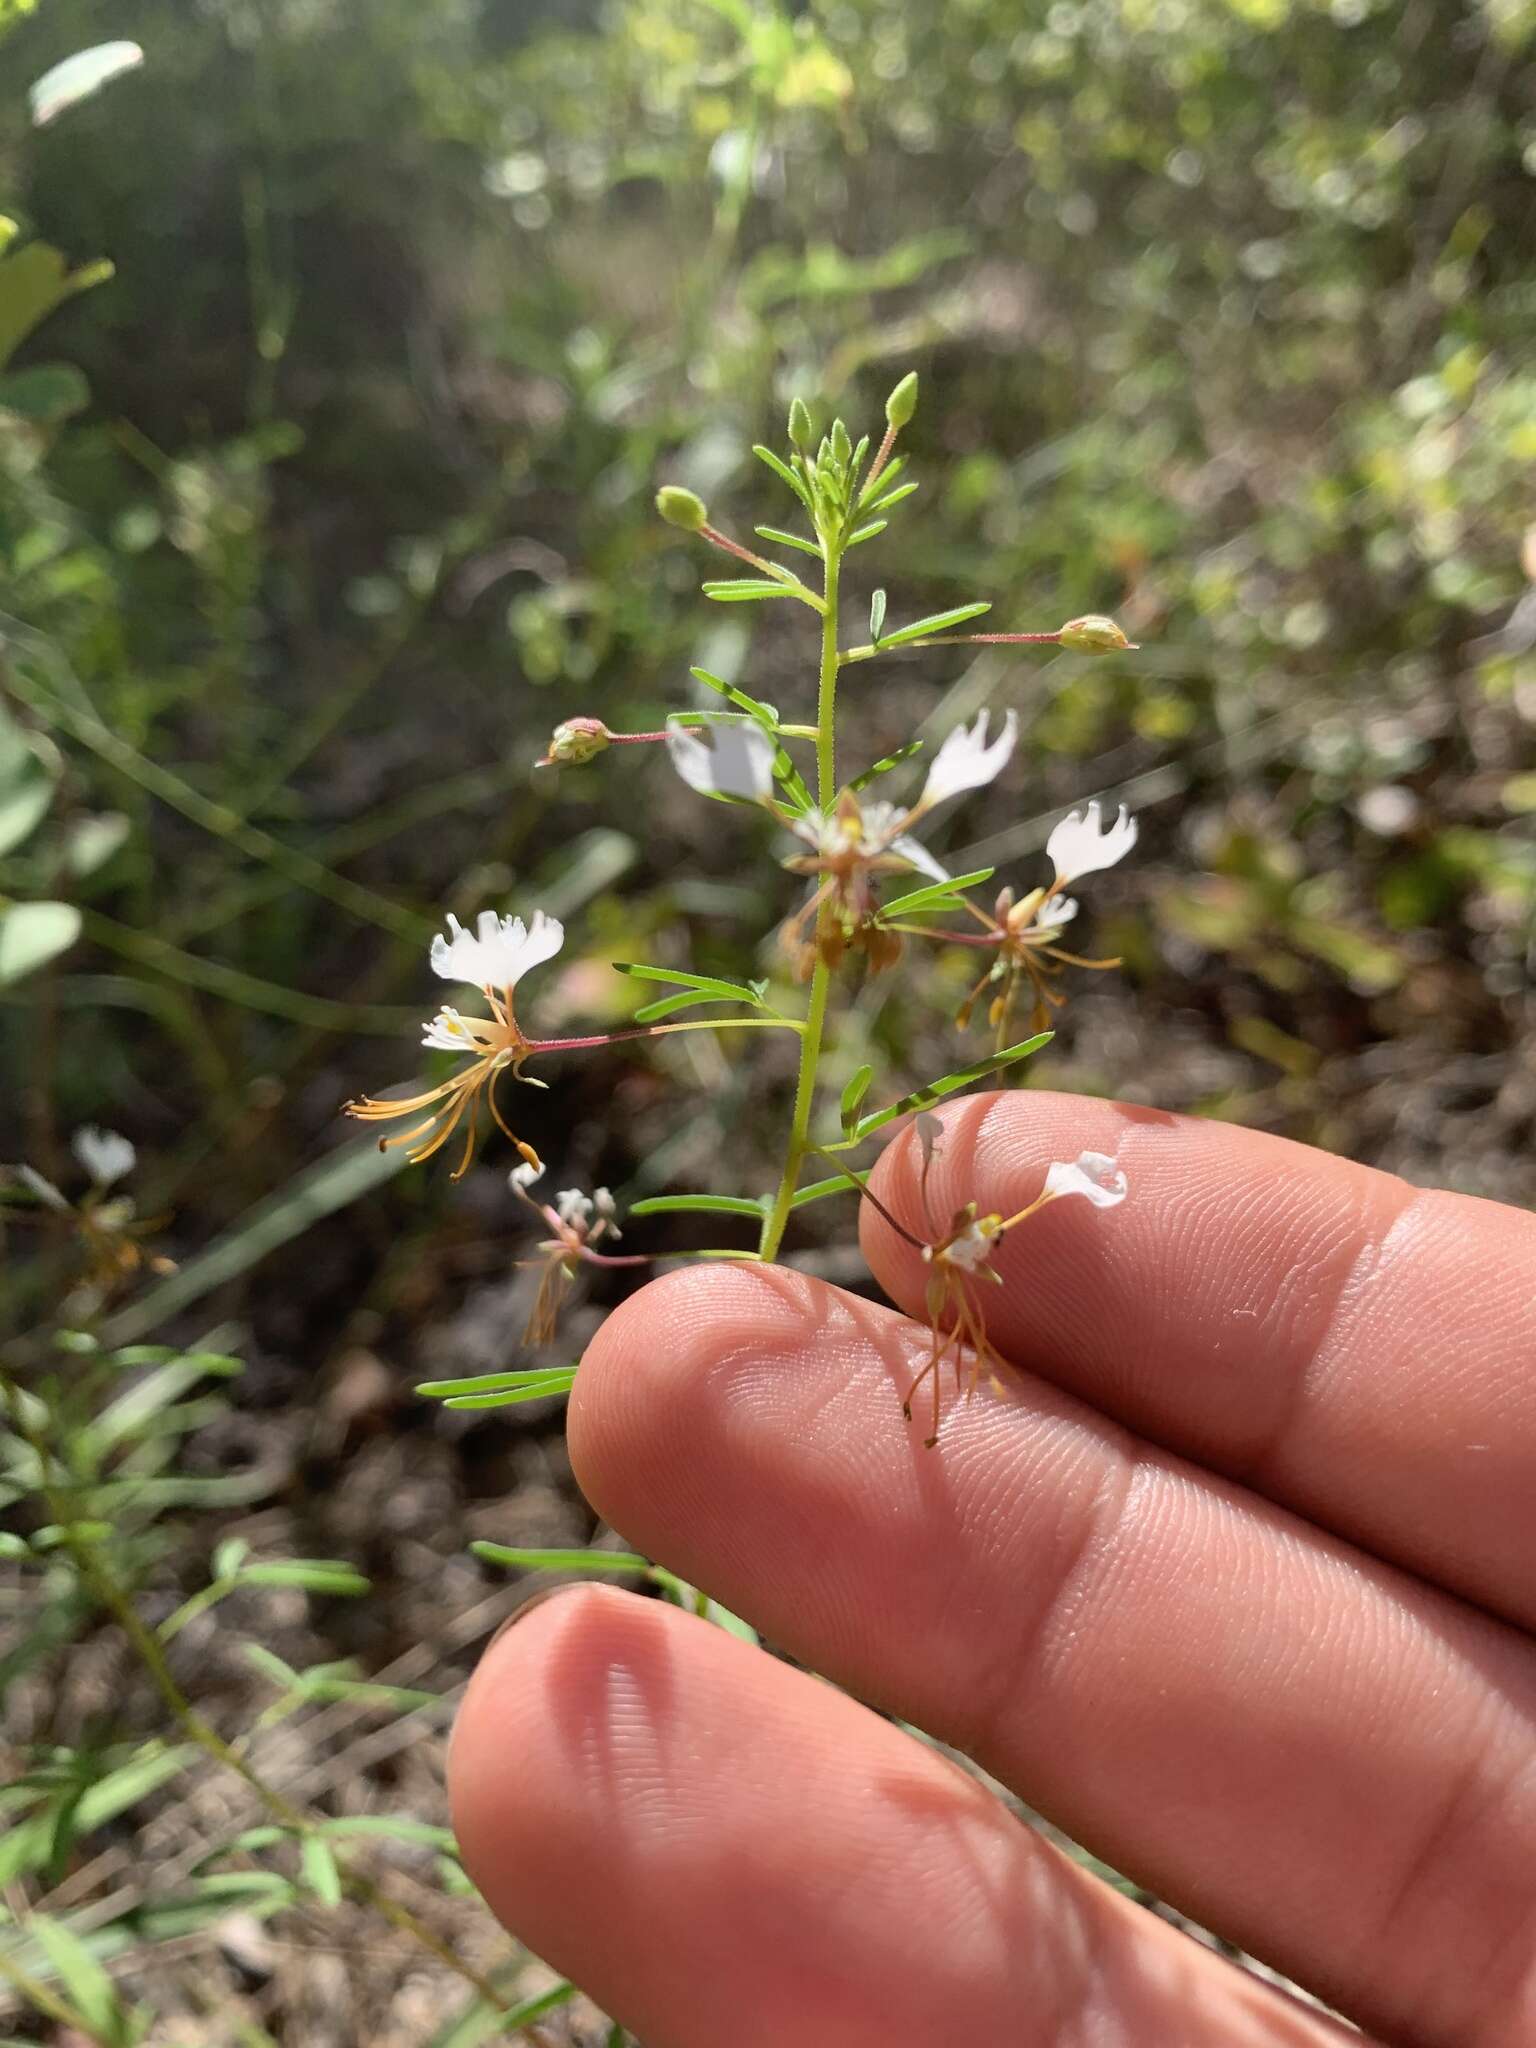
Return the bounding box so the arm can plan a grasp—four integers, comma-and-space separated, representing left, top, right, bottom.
352, 376, 1141, 1449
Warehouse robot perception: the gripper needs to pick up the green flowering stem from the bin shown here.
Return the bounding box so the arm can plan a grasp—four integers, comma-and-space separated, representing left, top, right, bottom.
760, 543, 842, 1263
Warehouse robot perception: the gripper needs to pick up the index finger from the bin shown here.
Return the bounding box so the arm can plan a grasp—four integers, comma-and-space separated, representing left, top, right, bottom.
860, 1091, 1536, 1628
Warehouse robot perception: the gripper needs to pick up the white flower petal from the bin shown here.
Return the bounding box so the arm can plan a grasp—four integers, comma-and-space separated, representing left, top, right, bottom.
1045, 801, 1138, 887
1035, 892, 1079, 931
1042, 1151, 1128, 1209
555, 1188, 594, 1228
941, 1216, 1003, 1270
510, 1159, 545, 1189
29, 42, 143, 127
889, 833, 951, 883
430, 907, 564, 989
72, 1126, 136, 1186
665, 717, 777, 802
920, 707, 1018, 809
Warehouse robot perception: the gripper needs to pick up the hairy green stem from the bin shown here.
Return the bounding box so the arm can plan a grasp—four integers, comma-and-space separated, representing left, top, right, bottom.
760, 547, 842, 1261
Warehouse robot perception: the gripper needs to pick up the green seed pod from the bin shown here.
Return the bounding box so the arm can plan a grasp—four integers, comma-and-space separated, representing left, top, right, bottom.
655, 486, 707, 531
1057, 614, 1137, 654
885, 371, 919, 428
788, 396, 813, 449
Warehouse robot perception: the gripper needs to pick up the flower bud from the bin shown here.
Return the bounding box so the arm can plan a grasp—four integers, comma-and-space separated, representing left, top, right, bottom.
538, 716, 612, 767
829, 417, 852, 468
885, 371, 918, 428
787, 396, 813, 449
655, 485, 707, 531
1057, 614, 1137, 655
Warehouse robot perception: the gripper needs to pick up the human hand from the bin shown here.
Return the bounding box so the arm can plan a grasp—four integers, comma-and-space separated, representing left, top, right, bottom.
448, 1092, 1536, 2047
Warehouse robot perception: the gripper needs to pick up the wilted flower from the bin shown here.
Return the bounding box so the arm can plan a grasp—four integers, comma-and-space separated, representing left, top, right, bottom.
901, 1132, 1127, 1445
345, 910, 563, 1179
781, 709, 1018, 974
919, 798, 1139, 1045
510, 1169, 646, 1345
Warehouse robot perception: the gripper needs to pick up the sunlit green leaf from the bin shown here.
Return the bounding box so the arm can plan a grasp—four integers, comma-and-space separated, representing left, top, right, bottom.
629, 1192, 765, 1217
875, 601, 990, 648
880, 868, 996, 919
471, 1543, 651, 1575
846, 1034, 1052, 1144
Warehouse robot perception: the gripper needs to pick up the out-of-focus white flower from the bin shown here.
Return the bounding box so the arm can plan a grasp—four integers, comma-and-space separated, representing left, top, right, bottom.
918, 708, 1018, 809
72, 1127, 136, 1187
30, 41, 143, 127
510, 1159, 545, 1189
666, 717, 778, 802
1042, 1151, 1128, 1209
1046, 801, 1138, 886
431, 909, 565, 992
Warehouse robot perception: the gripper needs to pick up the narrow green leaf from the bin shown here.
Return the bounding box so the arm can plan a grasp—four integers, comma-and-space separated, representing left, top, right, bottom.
849, 1033, 1052, 1143
849, 740, 924, 792
416, 1367, 577, 1398
317, 1816, 456, 1849
847, 519, 888, 546
687, 666, 778, 727
502, 1984, 579, 2031
752, 442, 814, 510
472, 1543, 652, 1575
754, 523, 820, 558
629, 1193, 766, 1218
864, 478, 919, 514
876, 601, 991, 649
633, 986, 756, 1022
300, 1836, 343, 1908
613, 961, 767, 1006
880, 868, 996, 918
701, 578, 798, 602
839, 1064, 874, 1136
869, 588, 887, 640
25, 1913, 120, 2032
858, 455, 905, 507
238, 1563, 369, 1597
789, 1172, 867, 1210
243, 1644, 301, 1689
443, 1371, 576, 1410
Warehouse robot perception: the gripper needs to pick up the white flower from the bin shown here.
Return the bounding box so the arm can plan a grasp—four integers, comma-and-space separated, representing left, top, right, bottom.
422, 1006, 477, 1051
666, 717, 777, 802
555, 1188, 593, 1228
1045, 801, 1138, 886
918, 708, 1018, 810
72, 1126, 136, 1187
938, 1214, 1005, 1270
788, 800, 950, 882
510, 1159, 545, 1189
430, 909, 564, 991
1042, 1151, 1128, 1209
